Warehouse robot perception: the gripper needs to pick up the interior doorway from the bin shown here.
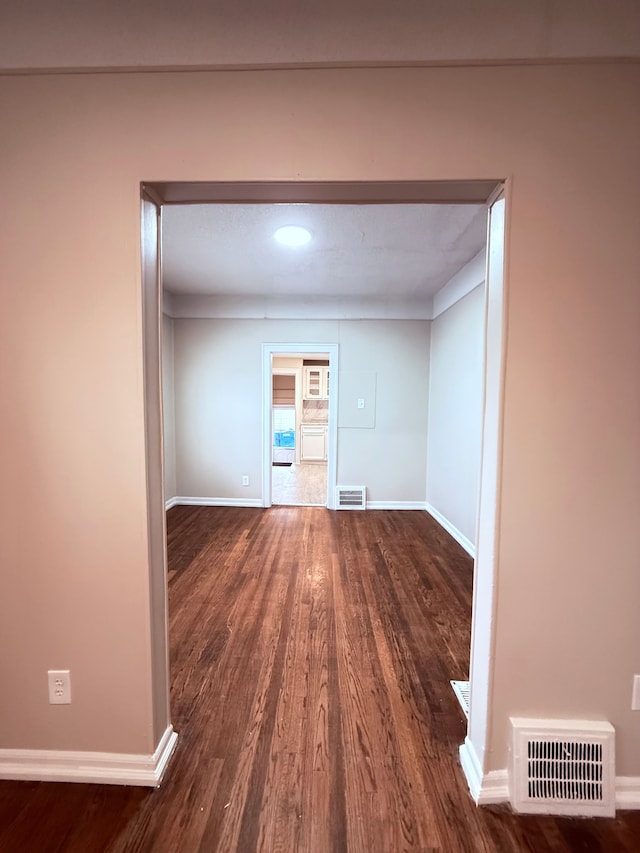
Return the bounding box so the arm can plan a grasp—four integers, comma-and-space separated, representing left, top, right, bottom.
146, 180, 507, 800
271, 355, 329, 507
262, 343, 339, 510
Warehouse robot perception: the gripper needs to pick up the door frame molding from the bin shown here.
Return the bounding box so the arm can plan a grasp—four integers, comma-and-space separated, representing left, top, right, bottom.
262, 343, 339, 509
459, 185, 509, 801
140, 190, 173, 753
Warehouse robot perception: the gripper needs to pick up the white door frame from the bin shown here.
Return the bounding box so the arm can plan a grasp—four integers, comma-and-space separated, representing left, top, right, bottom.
140, 190, 173, 750
262, 343, 339, 509
459, 185, 509, 801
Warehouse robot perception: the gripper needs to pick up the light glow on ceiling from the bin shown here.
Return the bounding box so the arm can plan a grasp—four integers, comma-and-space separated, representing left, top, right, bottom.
274, 225, 312, 247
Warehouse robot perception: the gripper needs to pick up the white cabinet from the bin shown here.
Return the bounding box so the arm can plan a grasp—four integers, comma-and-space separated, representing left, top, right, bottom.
303, 366, 330, 400
300, 424, 327, 461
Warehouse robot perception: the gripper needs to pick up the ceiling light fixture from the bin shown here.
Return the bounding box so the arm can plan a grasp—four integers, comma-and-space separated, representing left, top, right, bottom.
274, 225, 312, 247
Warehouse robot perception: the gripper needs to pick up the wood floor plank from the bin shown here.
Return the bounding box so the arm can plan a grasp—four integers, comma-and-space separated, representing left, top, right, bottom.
333, 517, 441, 852
1, 506, 640, 853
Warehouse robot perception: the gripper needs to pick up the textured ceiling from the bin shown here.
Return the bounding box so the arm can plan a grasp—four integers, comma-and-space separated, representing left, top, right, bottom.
162, 204, 487, 300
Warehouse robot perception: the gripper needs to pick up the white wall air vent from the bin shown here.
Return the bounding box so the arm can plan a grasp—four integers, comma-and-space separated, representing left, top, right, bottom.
511, 718, 615, 818
336, 486, 366, 510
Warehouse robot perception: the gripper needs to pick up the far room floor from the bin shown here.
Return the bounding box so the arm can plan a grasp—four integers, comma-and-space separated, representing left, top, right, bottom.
272, 461, 327, 506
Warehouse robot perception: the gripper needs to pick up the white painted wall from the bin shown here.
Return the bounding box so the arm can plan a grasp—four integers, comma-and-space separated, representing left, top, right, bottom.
173, 318, 430, 504
337, 320, 430, 504
426, 281, 486, 549
162, 312, 177, 501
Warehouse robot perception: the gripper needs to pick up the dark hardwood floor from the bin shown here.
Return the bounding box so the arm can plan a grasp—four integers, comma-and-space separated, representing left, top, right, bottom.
1, 506, 639, 852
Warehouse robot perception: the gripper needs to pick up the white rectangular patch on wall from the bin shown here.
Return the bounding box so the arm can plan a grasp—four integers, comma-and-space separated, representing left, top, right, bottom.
510, 718, 615, 818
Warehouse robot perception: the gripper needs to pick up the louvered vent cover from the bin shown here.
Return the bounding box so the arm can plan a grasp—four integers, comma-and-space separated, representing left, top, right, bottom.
336, 486, 366, 510
511, 718, 615, 817
450, 680, 470, 719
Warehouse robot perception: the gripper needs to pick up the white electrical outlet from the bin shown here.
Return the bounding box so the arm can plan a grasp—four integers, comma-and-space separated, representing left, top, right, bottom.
48, 670, 71, 705
357, 398, 365, 409
242, 475, 249, 486
632, 675, 640, 711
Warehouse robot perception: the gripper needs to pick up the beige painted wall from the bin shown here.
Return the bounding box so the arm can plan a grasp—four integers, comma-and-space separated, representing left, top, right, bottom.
162, 313, 177, 501
0, 65, 638, 775
173, 318, 429, 503
427, 284, 485, 545
1, 0, 638, 70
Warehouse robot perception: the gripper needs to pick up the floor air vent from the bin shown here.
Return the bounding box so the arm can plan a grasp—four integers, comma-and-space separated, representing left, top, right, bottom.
336, 486, 366, 510
450, 680, 470, 719
511, 718, 615, 817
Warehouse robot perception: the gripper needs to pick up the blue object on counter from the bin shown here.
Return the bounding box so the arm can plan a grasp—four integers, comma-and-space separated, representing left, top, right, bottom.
274, 429, 295, 448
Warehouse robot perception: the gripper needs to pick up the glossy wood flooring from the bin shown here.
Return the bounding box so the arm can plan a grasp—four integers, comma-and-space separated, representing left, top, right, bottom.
2, 507, 640, 852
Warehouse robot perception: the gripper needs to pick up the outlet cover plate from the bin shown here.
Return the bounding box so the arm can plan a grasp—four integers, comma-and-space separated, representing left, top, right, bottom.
48, 670, 71, 705
632, 675, 640, 710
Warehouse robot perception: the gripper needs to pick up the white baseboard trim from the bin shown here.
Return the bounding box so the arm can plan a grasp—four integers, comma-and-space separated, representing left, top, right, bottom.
459, 737, 509, 805
616, 777, 640, 810
165, 496, 179, 510
425, 503, 476, 558
366, 501, 427, 510
0, 725, 178, 788
165, 496, 263, 509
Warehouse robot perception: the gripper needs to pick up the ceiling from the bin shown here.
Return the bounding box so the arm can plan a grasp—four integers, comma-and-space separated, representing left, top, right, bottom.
161, 203, 487, 302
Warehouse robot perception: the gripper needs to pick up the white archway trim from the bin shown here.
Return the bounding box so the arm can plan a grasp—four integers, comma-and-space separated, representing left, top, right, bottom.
461, 188, 508, 800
